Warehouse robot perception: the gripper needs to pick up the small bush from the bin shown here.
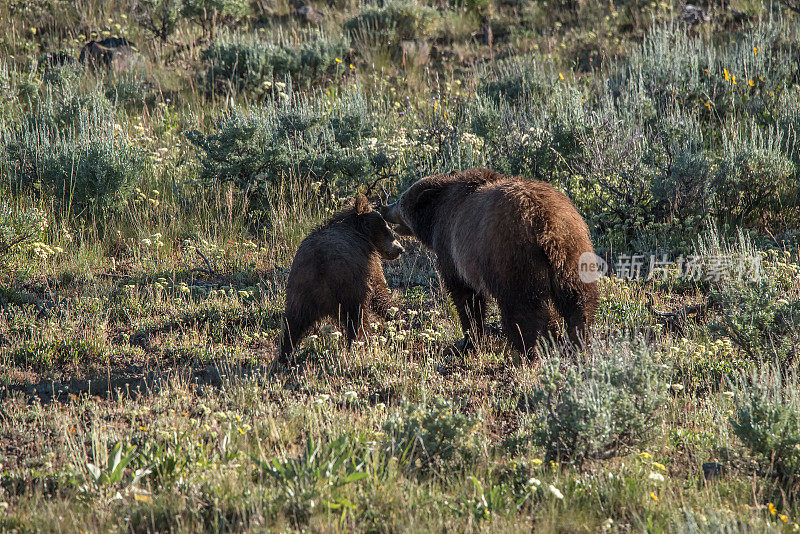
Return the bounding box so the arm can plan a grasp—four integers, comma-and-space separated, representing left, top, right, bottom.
182, 0, 250, 38
105, 75, 155, 110
257, 433, 371, 526
710, 256, 800, 361
530, 337, 668, 468
733, 366, 800, 494
132, 0, 182, 42
186, 87, 380, 217
1, 100, 145, 222
650, 114, 713, 221
344, 0, 440, 46
383, 396, 480, 471
714, 125, 796, 227
201, 30, 349, 94
476, 58, 552, 105
0, 200, 49, 269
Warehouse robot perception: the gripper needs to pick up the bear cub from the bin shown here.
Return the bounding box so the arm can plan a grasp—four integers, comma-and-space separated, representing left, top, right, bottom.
277, 194, 404, 362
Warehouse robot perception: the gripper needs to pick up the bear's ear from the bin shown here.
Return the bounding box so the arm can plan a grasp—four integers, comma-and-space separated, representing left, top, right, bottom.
354, 193, 371, 215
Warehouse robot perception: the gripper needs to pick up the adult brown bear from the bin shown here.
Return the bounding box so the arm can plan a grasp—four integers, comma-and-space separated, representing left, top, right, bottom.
277, 194, 404, 362
381, 168, 599, 355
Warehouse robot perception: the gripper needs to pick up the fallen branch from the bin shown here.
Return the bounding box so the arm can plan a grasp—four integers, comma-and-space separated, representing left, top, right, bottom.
190, 249, 225, 280
648, 298, 716, 336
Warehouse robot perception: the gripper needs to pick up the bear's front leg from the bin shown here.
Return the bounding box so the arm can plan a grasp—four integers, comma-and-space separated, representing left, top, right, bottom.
439, 263, 486, 353
368, 273, 395, 321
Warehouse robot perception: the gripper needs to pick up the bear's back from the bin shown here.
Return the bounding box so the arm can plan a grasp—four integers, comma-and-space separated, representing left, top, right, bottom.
286, 221, 376, 306
445, 174, 593, 293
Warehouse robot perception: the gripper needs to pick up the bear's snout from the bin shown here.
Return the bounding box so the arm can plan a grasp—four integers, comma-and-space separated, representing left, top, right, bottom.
380, 202, 414, 237
383, 239, 405, 260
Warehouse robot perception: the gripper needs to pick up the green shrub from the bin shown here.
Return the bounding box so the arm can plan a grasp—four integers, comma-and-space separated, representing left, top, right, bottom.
733, 366, 800, 494
344, 0, 440, 46
476, 58, 553, 105
649, 110, 712, 221
132, 0, 182, 42
256, 433, 371, 526
201, 30, 349, 93
713, 124, 796, 227
39, 59, 83, 92
186, 87, 380, 217
710, 254, 800, 361
105, 74, 155, 110
382, 396, 480, 471
611, 21, 795, 125
0, 200, 49, 269
1, 100, 145, 222
530, 337, 668, 468
182, 0, 250, 38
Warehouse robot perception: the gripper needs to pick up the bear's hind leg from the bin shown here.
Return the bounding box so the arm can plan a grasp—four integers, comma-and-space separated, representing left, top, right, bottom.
278, 304, 320, 363
555, 281, 598, 349
498, 297, 558, 358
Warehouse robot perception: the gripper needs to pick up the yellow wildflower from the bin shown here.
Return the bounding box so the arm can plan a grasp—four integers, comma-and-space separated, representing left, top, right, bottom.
769, 502, 777, 516
724, 68, 731, 81
558, 72, 565, 80
748, 79, 754, 87
349, 63, 355, 69
650, 491, 659, 503
754, 46, 758, 54
334, 57, 343, 64
779, 514, 789, 523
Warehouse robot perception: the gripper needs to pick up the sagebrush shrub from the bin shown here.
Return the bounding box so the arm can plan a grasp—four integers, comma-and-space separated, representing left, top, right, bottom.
710, 252, 800, 361
383, 396, 480, 471
132, 0, 181, 42
476, 58, 553, 105
259, 433, 371, 525
344, 0, 440, 46
182, 0, 249, 37
202, 30, 349, 94
1, 101, 145, 222
186, 87, 380, 217
733, 366, 800, 494
530, 337, 668, 467
0, 200, 49, 268
714, 124, 795, 227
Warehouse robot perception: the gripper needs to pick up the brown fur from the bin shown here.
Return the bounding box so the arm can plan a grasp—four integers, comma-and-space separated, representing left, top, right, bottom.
277, 194, 404, 362
381, 168, 599, 355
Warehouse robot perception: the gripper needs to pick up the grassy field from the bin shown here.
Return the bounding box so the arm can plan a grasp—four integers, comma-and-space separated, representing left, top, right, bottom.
1, 0, 800, 531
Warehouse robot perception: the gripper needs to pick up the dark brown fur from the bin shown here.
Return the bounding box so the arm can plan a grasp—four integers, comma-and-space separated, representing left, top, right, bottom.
381, 168, 599, 355
277, 194, 403, 362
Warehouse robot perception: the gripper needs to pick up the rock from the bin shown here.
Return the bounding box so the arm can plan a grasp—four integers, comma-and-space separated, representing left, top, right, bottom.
702, 462, 726, 480
294, 5, 324, 24
680, 4, 710, 25
79, 37, 143, 73
399, 39, 430, 67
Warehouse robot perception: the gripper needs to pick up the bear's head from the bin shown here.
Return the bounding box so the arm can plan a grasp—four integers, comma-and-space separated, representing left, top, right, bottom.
379, 177, 445, 246
350, 194, 405, 260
